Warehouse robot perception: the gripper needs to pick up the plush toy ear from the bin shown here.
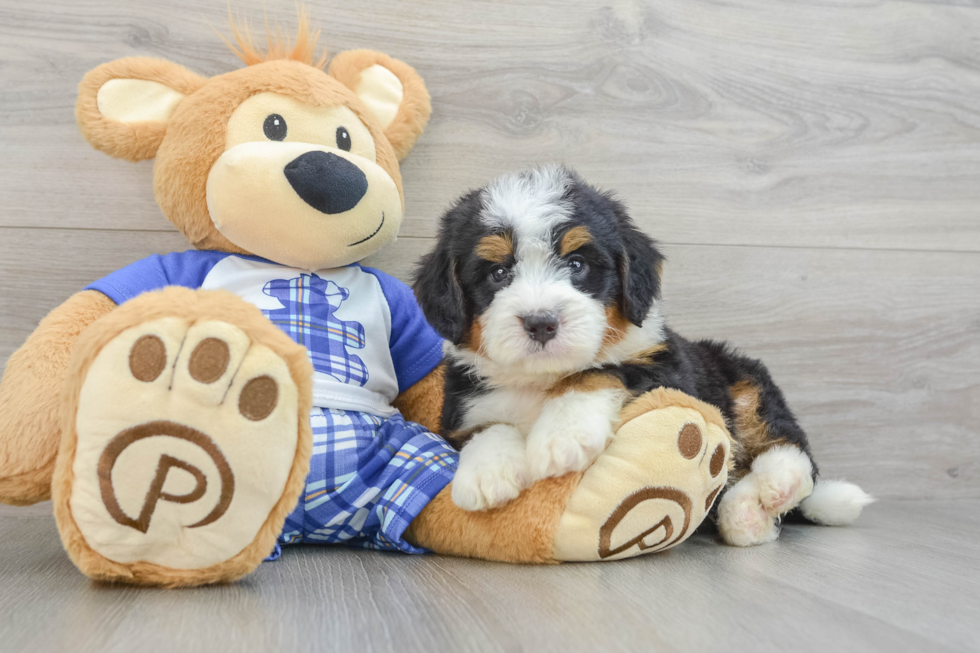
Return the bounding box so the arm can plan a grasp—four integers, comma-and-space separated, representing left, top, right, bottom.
329, 50, 432, 160
76, 57, 206, 162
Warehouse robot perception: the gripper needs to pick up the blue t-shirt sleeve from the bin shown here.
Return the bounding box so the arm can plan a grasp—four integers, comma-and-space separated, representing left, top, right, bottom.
85, 250, 230, 305
360, 266, 444, 394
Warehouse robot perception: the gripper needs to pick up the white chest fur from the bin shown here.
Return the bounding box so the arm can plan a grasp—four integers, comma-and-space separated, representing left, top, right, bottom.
460, 387, 550, 436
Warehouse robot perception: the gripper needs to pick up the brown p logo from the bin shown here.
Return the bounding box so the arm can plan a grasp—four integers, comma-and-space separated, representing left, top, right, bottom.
97, 420, 235, 533
598, 487, 693, 559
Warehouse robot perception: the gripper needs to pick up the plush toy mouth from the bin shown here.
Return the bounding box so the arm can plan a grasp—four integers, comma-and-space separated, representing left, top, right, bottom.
348, 212, 385, 247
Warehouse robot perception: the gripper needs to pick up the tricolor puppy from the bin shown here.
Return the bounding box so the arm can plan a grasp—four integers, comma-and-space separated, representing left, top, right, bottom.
414, 165, 873, 547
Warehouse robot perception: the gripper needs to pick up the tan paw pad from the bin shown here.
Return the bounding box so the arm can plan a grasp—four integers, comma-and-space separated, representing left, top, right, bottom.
553, 405, 731, 562
67, 317, 299, 570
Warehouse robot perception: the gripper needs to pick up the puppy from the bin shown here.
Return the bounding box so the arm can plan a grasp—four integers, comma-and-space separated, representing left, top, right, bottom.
413, 165, 873, 546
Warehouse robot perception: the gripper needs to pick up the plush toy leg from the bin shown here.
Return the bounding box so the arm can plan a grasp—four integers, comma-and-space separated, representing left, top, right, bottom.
0, 290, 116, 505
404, 472, 583, 564
406, 388, 732, 563
52, 287, 313, 587
552, 389, 732, 561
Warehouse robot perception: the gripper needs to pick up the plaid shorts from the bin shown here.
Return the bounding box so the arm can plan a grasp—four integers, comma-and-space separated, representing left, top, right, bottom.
271, 408, 458, 557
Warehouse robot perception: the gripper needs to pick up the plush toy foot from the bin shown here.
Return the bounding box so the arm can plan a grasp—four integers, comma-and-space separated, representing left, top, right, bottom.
406, 388, 732, 563
716, 444, 814, 547
52, 288, 312, 587
552, 395, 731, 561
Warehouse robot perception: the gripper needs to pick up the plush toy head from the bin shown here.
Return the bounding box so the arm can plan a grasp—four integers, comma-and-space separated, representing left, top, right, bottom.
75, 16, 431, 270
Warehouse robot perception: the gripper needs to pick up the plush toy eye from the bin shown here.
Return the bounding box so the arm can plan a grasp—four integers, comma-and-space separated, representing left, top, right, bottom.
567, 255, 588, 275
336, 126, 352, 151
489, 265, 509, 284
263, 114, 287, 141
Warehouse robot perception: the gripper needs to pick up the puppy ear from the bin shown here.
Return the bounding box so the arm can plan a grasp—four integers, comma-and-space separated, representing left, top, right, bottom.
413, 242, 467, 345
329, 50, 431, 160
615, 207, 665, 327
76, 57, 206, 162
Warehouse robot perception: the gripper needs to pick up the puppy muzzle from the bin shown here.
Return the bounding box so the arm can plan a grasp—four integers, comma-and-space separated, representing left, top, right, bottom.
522, 311, 560, 345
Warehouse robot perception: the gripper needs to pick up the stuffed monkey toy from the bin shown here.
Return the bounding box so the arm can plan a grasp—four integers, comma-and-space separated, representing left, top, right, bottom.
0, 18, 732, 587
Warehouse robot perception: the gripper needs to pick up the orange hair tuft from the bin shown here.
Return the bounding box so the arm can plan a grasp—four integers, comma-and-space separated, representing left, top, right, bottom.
220, 6, 328, 70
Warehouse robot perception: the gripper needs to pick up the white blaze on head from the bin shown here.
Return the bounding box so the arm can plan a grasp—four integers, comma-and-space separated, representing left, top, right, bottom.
481, 164, 573, 239
476, 165, 607, 375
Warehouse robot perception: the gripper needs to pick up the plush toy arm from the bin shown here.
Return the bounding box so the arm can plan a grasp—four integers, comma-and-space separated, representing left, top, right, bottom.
392, 362, 567, 561
406, 388, 733, 563
389, 356, 733, 564
0, 290, 116, 505
405, 473, 580, 563
391, 363, 445, 434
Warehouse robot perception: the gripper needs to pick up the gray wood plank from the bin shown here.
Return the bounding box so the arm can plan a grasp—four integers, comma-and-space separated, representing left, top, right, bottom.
1, 2, 978, 651
0, 227, 432, 357
2, 228, 978, 500
660, 242, 980, 501
1, 0, 979, 251
0, 500, 977, 653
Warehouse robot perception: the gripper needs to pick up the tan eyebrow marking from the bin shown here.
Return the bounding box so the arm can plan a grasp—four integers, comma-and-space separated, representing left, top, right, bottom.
475, 233, 514, 263
560, 226, 593, 256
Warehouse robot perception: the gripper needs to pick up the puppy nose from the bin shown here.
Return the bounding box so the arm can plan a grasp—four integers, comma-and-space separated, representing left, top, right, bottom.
523, 311, 560, 344
284, 151, 367, 215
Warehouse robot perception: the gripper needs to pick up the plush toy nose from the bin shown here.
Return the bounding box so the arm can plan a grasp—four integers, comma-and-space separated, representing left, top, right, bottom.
283, 151, 368, 215
522, 311, 560, 345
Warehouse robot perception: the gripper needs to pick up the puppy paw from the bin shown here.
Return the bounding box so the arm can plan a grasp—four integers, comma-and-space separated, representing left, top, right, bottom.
525, 389, 622, 481
452, 424, 529, 511
526, 419, 613, 481
752, 445, 815, 516
717, 445, 815, 546
717, 476, 778, 547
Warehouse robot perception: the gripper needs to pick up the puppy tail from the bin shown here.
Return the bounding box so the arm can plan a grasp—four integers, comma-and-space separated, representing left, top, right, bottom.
799, 479, 875, 526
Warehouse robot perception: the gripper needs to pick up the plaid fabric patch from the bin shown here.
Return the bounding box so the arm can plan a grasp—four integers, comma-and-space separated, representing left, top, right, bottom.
277, 408, 458, 554
263, 273, 370, 387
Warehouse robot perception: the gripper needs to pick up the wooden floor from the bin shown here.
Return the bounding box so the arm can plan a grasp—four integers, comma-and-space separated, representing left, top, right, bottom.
1, 499, 978, 652
0, 0, 978, 650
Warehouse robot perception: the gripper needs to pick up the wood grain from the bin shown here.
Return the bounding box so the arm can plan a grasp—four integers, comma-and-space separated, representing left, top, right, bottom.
1, 227, 977, 500
1, 501, 978, 652
0, 0, 979, 250
1, 2, 979, 642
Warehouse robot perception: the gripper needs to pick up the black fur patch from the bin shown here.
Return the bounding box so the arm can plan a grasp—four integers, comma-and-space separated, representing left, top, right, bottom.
412, 190, 484, 344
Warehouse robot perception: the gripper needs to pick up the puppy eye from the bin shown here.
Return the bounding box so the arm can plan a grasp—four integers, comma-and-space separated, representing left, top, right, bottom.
489, 265, 509, 284
336, 126, 352, 151
567, 255, 589, 275
263, 114, 287, 141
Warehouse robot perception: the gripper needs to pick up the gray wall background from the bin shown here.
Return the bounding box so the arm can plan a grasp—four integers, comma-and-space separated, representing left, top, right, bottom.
1, 0, 978, 501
